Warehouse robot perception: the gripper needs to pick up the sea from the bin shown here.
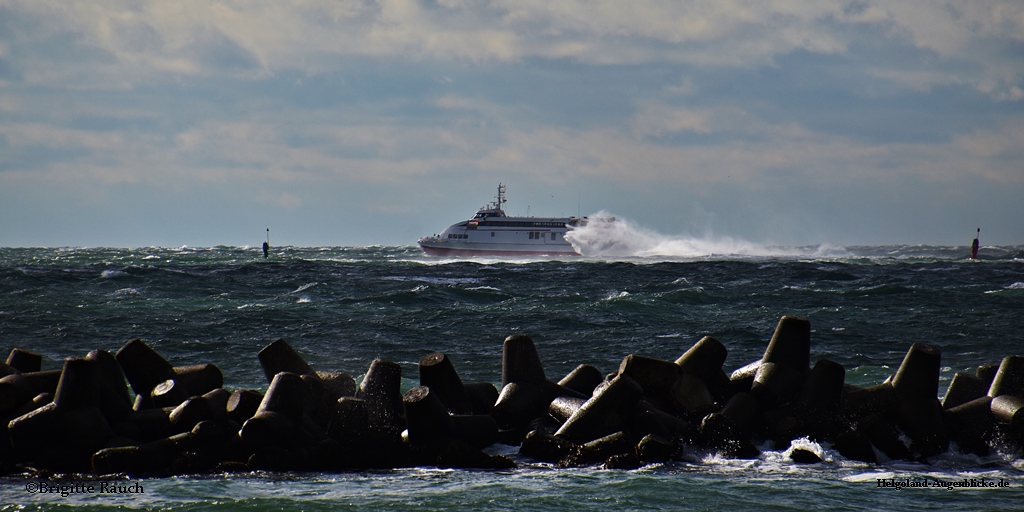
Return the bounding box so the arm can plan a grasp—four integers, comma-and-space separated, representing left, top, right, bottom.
2, 236, 1024, 510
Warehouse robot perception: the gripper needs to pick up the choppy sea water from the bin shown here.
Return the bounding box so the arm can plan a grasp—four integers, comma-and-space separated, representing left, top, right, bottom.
2, 244, 1023, 510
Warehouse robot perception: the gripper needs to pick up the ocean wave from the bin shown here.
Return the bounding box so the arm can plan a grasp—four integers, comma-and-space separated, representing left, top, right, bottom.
291, 282, 320, 294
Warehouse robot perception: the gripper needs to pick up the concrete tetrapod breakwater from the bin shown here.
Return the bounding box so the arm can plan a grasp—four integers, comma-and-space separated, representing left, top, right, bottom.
2, 315, 1024, 476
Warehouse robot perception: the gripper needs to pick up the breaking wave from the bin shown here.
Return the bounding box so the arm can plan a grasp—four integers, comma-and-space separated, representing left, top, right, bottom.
564, 211, 845, 259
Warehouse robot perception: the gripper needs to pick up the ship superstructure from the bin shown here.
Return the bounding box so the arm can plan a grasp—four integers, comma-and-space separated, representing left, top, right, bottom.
418, 184, 586, 257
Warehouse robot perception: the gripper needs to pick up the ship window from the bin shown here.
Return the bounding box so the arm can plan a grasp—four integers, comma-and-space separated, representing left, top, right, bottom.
551, 233, 556, 240
491, 232, 495, 237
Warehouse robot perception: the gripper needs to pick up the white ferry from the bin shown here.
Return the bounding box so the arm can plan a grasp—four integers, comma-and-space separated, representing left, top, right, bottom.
418, 184, 587, 257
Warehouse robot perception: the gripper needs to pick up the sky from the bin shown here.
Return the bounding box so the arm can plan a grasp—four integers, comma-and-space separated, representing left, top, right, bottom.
1, 0, 1022, 249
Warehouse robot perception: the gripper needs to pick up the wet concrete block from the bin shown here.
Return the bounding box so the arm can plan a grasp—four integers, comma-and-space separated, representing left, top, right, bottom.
943, 396, 995, 456
891, 343, 941, 401
676, 336, 729, 378
554, 375, 643, 445
799, 359, 845, 412
977, 363, 999, 388
548, 395, 587, 424
173, 363, 224, 397
257, 339, 319, 383
493, 382, 551, 431
451, 414, 499, 450
832, 430, 877, 464
168, 396, 214, 434
520, 429, 579, 463
6, 348, 42, 373
115, 338, 177, 397
750, 361, 805, 408
86, 349, 133, 421
226, 389, 263, 424
988, 356, 1024, 398
0, 369, 62, 414
318, 371, 357, 400
568, 430, 635, 466
667, 373, 716, 420
52, 357, 97, 409
636, 434, 674, 463
201, 388, 231, 423
618, 354, 680, 399
942, 372, 987, 410
258, 372, 308, 423
356, 359, 406, 438
419, 352, 472, 414
844, 383, 896, 423
990, 394, 1024, 442
604, 452, 642, 469
149, 378, 189, 409
558, 364, 604, 397
403, 385, 455, 446
502, 334, 547, 387
762, 316, 811, 371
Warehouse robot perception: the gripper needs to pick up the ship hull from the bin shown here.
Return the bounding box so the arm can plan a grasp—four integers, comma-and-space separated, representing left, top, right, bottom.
418, 241, 579, 257
418, 183, 588, 258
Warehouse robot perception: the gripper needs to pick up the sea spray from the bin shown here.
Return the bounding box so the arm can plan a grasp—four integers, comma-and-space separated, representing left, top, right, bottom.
564, 212, 847, 258
3, 245, 1024, 510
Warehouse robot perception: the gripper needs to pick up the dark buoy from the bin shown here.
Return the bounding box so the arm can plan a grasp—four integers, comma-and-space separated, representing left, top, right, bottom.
263, 228, 270, 258
970, 227, 980, 259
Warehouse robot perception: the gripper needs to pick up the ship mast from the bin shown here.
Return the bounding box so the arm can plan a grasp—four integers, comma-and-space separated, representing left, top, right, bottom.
495, 183, 507, 212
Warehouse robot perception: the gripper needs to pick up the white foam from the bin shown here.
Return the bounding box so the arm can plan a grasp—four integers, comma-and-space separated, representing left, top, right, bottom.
564, 212, 844, 259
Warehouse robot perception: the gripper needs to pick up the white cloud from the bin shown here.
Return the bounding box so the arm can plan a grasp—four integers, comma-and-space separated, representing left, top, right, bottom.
2, 0, 1022, 246
3, 1, 1020, 95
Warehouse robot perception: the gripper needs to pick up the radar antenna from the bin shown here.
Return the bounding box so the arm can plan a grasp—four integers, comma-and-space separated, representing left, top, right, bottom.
494, 183, 507, 212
